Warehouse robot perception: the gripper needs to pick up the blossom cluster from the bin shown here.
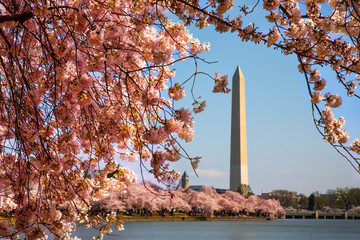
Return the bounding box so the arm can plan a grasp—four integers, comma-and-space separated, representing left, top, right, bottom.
213, 73, 231, 93
0, 0, 221, 239
259, 0, 360, 169
321, 107, 349, 144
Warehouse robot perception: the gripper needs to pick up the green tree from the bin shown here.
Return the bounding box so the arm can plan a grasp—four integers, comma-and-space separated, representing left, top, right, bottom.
334, 199, 346, 209
337, 188, 352, 210
324, 189, 339, 208
269, 190, 297, 208
315, 197, 329, 210
298, 195, 309, 210
308, 194, 315, 211
348, 188, 360, 208
335, 187, 360, 210
236, 184, 253, 198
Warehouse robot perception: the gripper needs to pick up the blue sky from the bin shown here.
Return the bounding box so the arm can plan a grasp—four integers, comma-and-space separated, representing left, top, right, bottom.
123, 1, 359, 195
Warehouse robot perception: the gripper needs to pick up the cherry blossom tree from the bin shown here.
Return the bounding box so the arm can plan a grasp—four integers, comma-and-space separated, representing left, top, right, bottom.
97, 184, 284, 218
222, 189, 246, 211
170, 189, 191, 212
255, 198, 285, 217
0, 0, 217, 239
0, 0, 359, 239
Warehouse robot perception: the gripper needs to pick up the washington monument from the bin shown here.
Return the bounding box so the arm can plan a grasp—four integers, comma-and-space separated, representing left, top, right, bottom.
230, 66, 248, 191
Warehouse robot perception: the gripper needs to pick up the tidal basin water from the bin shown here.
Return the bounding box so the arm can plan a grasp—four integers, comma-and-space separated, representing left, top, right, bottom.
73, 219, 360, 240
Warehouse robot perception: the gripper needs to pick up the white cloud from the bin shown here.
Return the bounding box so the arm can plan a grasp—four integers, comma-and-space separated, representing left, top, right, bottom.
274, 169, 293, 176
193, 169, 229, 178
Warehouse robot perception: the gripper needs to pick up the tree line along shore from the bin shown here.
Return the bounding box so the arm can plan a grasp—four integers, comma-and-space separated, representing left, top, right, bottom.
89, 183, 285, 220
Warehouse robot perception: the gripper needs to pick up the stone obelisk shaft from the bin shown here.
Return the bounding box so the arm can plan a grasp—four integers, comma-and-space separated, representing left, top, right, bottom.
230, 66, 248, 191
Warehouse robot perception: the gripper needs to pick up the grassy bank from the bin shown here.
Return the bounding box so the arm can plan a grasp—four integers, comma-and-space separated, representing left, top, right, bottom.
0, 213, 277, 224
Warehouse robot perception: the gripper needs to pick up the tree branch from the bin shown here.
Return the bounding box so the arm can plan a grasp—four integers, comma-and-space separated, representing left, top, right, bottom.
0, 12, 34, 23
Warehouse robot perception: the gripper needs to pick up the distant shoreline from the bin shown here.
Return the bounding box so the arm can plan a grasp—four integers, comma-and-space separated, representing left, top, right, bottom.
0, 214, 277, 224
117, 215, 277, 222
285, 211, 360, 220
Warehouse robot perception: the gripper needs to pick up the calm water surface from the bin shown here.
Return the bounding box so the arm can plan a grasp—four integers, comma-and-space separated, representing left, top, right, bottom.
74, 220, 360, 240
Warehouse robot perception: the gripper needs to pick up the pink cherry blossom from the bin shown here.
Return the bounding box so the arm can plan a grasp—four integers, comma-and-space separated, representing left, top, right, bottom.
1, 0, 360, 238
213, 73, 231, 93
310, 91, 323, 103
263, 0, 281, 11
193, 100, 206, 114
168, 83, 186, 101
325, 93, 342, 108
350, 139, 360, 155
313, 79, 327, 91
